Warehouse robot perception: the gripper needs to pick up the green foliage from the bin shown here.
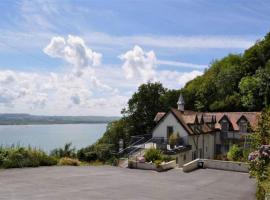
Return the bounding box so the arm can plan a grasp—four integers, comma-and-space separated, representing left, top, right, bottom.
181, 32, 270, 111
50, 143, 76, 158
251, 107, 270, 148
169, 133, 180, 148
249, 107, 270, 200
77, 142, 114, 163
0, 146, 57, 169
59, 157, 80, 166
154, 160, 162, 167
121, 82, 167, 137
227, 145, 243, 161
144, 148, 162, 162
161, 155, 174, 162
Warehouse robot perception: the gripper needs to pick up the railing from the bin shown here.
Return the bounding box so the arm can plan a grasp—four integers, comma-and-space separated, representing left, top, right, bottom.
127, 137, 157, 160
220, 132, 242, 140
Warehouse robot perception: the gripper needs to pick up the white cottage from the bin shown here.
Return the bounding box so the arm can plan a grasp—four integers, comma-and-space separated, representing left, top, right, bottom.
152, 94, 261, 166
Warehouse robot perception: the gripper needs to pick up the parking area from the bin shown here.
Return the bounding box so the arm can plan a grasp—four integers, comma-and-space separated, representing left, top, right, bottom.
0, 166, 256, 200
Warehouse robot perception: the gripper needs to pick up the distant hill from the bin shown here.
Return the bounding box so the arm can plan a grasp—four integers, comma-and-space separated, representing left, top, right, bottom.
0, 113, 120, 125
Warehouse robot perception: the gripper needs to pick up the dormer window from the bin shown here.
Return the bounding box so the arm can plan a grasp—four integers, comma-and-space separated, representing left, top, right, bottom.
221, 121, 229, 132
237, 115, 248, 133
239, 122, 248, 133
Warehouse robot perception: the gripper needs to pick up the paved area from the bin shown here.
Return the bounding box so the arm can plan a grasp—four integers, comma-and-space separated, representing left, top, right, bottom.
0, 166, 256, 200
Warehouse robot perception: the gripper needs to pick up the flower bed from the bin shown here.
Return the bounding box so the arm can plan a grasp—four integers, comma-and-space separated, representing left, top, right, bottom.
128, 159, 176, 171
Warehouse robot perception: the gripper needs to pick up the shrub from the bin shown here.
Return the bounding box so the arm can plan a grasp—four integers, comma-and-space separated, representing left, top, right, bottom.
0, 146, 57, 169
154, 160, 162, 168
161, 155, 174, 162
227, 145, 243, 161
144, 148, 162, 162
59, 157, 80, 166
169, 133, 180, 148
50, 143, 76, 158
77, 143, 114, 163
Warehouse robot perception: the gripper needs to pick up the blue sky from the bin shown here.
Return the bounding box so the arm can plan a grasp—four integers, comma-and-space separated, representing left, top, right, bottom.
0, 0, 269, 116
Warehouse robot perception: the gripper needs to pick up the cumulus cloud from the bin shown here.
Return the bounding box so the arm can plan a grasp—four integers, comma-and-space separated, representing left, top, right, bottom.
44, 35, 102, 76
119, 45, 203, 88
0, 69, 126, 115
119, 45, 156, 82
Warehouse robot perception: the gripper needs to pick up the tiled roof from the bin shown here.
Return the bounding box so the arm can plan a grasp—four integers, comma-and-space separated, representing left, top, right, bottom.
154, 112, 166, 122
153, 108, 261, 134
205, 112, 261, 131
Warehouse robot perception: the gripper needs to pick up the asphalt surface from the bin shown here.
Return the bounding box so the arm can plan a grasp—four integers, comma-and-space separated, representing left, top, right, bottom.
0, 166, 256, 200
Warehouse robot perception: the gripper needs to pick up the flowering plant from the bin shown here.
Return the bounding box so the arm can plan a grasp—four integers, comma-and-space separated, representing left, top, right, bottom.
249, 145, 270, 181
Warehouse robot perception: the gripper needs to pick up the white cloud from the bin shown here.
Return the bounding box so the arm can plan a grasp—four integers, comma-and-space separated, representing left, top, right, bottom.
119, 45, 157, 82
119, 46, 203, 88
85, 32, 256, 49
44, 35, 102, 76
0, 69, 127, 115
157, 60, 208, 69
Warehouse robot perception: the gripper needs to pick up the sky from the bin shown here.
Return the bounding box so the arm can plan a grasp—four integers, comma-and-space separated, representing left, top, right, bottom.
0, 0, 269, 116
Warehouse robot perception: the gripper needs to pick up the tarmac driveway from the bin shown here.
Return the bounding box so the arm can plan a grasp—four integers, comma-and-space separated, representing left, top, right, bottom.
0, 166, 256, 200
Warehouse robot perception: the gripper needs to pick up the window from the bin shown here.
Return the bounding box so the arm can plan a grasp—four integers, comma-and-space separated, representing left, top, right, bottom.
183, 154, 186, 161
221, 121, 229, 132
239, 122, 247, 133
167, 126, 173, 139
205, 146, 208, 153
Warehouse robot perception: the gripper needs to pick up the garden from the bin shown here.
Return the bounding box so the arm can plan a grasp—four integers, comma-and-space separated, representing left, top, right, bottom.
128, 148, 176, 171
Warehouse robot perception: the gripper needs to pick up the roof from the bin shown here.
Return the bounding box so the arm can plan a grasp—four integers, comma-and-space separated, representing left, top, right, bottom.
154, 112, 166, 122
205, 112, 261, 131
153, 108, 261, 134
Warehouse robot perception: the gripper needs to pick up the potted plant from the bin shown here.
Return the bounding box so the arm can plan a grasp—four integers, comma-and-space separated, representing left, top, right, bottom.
169, 133, 179, 149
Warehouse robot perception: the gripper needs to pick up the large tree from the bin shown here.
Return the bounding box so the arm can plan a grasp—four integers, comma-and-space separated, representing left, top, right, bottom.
121, 82, 166, 137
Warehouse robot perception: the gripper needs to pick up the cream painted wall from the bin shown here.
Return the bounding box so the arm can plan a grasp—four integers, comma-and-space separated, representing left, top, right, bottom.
152, 112, 189, 143
152, 112, 216, 166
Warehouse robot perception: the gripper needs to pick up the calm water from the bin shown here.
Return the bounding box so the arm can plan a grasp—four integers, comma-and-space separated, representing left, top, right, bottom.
0, 124, 107, 152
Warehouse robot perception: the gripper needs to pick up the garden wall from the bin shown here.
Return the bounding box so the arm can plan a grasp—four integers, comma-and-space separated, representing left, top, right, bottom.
204, 159, 249, 172
182, 159, 249, 173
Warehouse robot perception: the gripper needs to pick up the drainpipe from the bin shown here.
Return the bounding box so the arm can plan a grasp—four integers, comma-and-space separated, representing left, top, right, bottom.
203, 134, 205, 158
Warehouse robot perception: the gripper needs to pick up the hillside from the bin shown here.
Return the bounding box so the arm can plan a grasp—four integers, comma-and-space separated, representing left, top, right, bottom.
182, 32, 270, 112
0, 113, 120, 125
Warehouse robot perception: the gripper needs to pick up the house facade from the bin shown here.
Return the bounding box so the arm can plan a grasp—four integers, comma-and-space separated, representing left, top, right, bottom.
152, 94, 261, 166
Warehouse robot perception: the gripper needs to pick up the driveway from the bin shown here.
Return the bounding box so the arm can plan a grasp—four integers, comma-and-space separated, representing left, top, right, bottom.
0, 166, 256, 200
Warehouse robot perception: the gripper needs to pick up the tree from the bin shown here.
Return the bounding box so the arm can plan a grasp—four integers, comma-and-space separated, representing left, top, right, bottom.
160, 89, 180, 112
239, 75, 261, 111
252, 107, 270, 148
121, 82, 166, 137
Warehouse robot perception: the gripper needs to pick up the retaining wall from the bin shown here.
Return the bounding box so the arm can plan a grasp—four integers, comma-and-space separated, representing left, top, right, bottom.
182, 159, 249, 173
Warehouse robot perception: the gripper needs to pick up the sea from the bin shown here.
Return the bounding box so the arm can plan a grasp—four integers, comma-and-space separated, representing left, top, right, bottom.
0, 123, 107, 152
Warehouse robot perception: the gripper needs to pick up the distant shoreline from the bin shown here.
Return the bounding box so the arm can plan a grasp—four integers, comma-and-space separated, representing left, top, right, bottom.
0, 122, 110, 126
0, 113, 120, 126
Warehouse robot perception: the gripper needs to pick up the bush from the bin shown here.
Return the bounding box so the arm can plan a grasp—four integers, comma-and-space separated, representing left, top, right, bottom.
77, 143, 114, 163
169, 133, 180, 148
59, 157, 80, 166
227, 145, 243, 161
161, 155, 174, 162
0, 146, 57, 169
154, 160, 162, 168
50, 143, 76, 158
144, 148, 162, 162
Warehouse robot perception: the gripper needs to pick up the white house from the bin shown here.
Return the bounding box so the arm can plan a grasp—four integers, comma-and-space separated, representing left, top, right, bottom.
152, 94, 261, 166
